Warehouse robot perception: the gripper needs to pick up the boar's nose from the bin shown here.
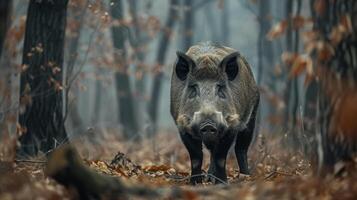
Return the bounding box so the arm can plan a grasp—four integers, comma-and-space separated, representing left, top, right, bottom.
199, 122, 217, 135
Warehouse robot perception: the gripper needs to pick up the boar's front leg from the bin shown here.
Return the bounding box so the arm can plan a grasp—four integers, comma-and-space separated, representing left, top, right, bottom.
180, 132, 203, 184
235, 129, 253, 175
207, 132, 235, 184
235, 101, 259, 175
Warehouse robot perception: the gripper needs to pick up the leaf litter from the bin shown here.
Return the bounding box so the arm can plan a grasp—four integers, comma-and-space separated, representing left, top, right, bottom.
1, 131, 357, 199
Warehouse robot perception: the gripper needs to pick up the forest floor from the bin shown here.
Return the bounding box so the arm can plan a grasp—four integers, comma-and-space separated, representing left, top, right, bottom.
1, 130, 357, 199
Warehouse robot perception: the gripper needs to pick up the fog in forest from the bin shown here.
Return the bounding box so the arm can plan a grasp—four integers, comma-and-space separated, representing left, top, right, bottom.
1, 0, 357, 199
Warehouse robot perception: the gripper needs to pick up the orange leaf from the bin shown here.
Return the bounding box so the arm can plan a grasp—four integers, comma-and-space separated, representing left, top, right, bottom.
317, 41, 335, 61
267, 20, 287, 40
281, 52, 298, 67
292, 16, 311, 29
340, 14, 353, 33
314, 0, 326, 17
143, 165, 171, 172
289, 55, 313, 78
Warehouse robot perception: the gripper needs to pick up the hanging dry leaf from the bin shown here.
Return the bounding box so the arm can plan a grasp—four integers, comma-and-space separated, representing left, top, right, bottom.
289, 54, 313, 79
267, 20, 287, 40
314, 0, 326, 17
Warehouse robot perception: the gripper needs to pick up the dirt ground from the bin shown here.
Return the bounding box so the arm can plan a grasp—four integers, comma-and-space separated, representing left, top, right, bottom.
1, 130, 357, 199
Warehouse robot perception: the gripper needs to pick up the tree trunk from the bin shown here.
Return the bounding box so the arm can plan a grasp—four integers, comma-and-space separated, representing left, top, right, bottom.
127, 0, 147, 96
221, 0, 229, 44
283, 0, 302, 149
0, 0, 11, 57
0, 0, 12, 137
257, 0, 276, 131
128, 0, 148, 132
183, 0, 194, 50
148, 0, 179, 135
110, 0, 139, 139
17, 0, 69, 156
302, 0, 322, 160
311, 0, 357, 171
283, 0, 293, 128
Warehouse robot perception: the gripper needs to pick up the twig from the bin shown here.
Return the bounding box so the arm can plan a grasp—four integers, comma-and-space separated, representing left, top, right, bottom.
169, 173, 228, 185
264, 170, 294, 180
64, 15, 102, 122
14, 159, 47, 164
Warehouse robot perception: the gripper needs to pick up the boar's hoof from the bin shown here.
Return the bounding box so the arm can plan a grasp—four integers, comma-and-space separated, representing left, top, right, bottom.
240, 168, 251, 175
207, 173, 227, 184
189, 174, 203, 185
207, 165, 227, 184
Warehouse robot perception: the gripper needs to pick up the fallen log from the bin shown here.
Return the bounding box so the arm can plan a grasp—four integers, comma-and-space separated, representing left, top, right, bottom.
45, 145, 159, 200
45, 145, 235, 199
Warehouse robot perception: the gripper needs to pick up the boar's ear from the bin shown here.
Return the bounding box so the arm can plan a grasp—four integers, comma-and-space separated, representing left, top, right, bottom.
175, 51, 194, 81
220, 52, 240, 81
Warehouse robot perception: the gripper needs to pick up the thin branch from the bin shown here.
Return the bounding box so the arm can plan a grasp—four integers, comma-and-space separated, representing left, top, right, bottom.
14, 159, 47, 164
63, 18, 102, 122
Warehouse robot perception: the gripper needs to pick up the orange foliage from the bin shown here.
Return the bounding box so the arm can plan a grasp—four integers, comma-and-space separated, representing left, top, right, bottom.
318, 67, 357, 142
267, 16, 312, 40
314, 0, 326, 17
267, 20, 288, 40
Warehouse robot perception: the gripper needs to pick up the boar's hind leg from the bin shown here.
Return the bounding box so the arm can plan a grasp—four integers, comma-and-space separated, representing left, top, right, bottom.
207, 132, 235, 184
180, 133, 203, 184
235, 101, 259, 175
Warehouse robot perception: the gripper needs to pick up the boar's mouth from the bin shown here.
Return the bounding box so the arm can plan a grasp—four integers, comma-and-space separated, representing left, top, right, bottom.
176, 113, 243, 134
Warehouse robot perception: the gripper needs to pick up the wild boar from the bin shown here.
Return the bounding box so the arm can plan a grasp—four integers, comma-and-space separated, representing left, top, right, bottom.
170, 42, 260, 184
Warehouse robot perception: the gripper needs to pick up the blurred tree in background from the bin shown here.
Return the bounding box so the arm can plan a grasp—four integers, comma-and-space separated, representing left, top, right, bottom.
17, 0, 69, 156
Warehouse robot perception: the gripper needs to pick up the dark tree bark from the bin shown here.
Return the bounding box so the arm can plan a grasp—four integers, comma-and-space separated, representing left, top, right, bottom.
110, 0, 139, 139
256, 0, 275, 132
283, 0, 302, 149
257, 0, 275, 86
127, 0, 148, 131
283, 0, 293, 127
0, 0, 12, 57
17, 0, 69, 156
148, 0, 179, 135
183, 0, 194, 50
221, 0, 230, 44
302, 0, 320, 159
310, 0, 357, 171
127, 0, 147, 96
0, 0, 12, 137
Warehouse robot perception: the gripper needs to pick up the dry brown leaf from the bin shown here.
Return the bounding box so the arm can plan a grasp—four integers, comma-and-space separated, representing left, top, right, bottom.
267, 20, 287, 40
314, 0, 326, 17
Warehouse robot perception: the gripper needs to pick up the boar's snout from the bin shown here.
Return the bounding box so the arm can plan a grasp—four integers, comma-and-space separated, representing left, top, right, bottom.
191, 106, 227, 138
199, 121, 217, 135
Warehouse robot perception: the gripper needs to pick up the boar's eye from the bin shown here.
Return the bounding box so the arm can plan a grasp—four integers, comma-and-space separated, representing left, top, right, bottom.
217, 84, 226, 99
188, 84, 198, 99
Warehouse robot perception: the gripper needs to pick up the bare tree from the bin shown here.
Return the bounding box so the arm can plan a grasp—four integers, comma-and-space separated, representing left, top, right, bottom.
0, 0, 12, 137
0, 0, 12, 57
17, 0, 69, 156
110, 0, 139, 139
148, 0, 179, 135
183, 0, 194, 50
257, 0, 275, 86
221, 0, 229, 44
310, 0, 357, 171
127, 0, 147, 96
281, 0, 302, 150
